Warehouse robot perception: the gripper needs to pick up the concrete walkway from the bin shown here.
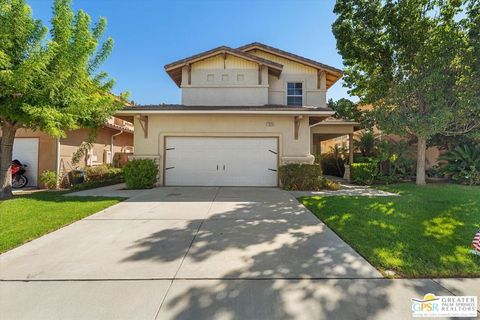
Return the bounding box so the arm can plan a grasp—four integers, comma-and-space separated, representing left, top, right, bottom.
291, 182, 399, 197
1, 187, 478, 319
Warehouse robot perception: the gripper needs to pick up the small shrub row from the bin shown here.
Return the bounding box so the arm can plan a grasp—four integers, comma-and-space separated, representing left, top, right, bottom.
69, 165, 124, 190
71, 179, 122, 191
322, 178, 341, 190
351, 162, 378, 185
279, 164, 323, 191
124, 158, 158, 189
83, 165, 123, 183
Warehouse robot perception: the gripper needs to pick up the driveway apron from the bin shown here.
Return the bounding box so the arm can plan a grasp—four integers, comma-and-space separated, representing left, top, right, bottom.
1, 187, 384, 319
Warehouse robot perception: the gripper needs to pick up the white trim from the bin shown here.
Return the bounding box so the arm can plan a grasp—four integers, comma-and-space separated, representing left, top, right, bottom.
116, 110, 334, 116
181, 84, 269, 88
310, 120, 360, 128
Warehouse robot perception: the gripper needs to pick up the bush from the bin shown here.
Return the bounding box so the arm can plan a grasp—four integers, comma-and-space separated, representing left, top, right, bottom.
320, 154, 345, 177
375, 139, 415, 178
426, 165, 444, 178
354, 156, 375, 163
40, 170, 58, 189
84, 165, 123, 183
279, 164, 323, 191
322, 178, 341, 190
351, 162, 378, 185
124, 159, 158, 189
440, 144, 480, 186
68, 165, 124, 190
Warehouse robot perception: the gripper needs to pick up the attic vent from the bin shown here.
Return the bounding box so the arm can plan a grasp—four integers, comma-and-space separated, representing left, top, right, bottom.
207, 74, 214, 82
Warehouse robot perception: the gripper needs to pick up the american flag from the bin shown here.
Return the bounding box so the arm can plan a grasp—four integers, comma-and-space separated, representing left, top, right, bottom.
472, 229, 480, 254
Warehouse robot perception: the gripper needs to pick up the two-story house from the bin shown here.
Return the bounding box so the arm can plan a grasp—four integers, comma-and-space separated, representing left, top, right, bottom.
116, 42, 358, 186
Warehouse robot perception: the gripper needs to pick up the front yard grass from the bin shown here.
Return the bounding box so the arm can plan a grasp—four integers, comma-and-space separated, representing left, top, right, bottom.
0, 191, 124, 253
299, 183, 480, 278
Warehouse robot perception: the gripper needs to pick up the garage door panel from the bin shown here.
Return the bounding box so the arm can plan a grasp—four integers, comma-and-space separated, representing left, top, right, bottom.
165, 137, 277, 186
12, 138, 39, 186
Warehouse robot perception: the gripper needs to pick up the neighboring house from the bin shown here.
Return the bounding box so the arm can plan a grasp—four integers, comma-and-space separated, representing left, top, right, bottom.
10, 117, 133, 187
116, 42, 358, 186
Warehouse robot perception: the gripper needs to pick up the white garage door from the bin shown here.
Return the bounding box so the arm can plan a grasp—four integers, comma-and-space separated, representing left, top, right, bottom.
165, 137, 278, 186
12, 138, 39, 186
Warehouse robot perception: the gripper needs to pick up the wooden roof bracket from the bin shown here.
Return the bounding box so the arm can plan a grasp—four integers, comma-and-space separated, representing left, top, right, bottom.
258, 64, 263, 85
186, 64, 191, 85
318, 70, 326, 90
294, 115, 303, 140
136, 115, 148, 138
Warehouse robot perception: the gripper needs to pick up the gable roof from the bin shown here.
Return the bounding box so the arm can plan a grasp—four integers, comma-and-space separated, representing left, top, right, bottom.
164, 46, 283, 87
237, 42, 343, 88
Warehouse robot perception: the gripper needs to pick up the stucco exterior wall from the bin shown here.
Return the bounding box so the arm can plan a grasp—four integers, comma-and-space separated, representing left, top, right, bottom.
133, 114, 313, 185
182, 86, 269, 106
60, 128, 133, 173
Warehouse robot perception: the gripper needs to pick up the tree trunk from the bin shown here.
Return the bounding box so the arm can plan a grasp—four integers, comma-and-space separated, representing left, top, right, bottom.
0, 124, 18, 200
416, 136, 426, 186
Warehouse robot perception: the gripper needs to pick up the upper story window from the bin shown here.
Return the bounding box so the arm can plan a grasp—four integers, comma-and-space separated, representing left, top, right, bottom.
287, 82, 303, 106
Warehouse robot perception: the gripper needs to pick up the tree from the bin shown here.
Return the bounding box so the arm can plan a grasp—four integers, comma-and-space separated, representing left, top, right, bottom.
332, 0, 480, 185
0, 0, 126, 199
327, 98, 375, 129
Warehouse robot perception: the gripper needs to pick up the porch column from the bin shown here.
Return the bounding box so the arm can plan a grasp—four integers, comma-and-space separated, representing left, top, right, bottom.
349, 133, 354, 164
343, 133, 354, 182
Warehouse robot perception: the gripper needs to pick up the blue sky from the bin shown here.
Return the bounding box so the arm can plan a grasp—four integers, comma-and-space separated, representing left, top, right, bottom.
29, 0, 353, 105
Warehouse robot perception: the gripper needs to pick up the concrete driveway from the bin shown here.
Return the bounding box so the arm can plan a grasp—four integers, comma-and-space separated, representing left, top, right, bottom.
1, 187, 477, 319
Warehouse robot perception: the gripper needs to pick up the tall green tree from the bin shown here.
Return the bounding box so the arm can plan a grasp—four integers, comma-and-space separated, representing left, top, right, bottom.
0, 0, 126, 199
332, 0, 480, 185
327, 98, 375, 129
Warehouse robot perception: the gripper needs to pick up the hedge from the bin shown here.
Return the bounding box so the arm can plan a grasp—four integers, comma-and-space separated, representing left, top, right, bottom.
124, 158, 158, 189
70, 165, 124, 191
278, 164, 323, 191
83, 165, 123, 182
351, 162, 378, 185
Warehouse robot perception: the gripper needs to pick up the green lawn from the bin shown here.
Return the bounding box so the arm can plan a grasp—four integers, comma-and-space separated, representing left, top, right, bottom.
0, 191, 124, 253
299, 183, 480, 278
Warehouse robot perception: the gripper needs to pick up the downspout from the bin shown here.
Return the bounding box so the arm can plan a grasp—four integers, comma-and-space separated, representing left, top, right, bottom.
56, 138, 61, 176
111, 130, 124, 164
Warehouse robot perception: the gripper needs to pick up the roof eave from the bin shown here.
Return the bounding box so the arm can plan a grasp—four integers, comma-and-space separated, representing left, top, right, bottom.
238, 43, 343, 75
115, 109, 335, 116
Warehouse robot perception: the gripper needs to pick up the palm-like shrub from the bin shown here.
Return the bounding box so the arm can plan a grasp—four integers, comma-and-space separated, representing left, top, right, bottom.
354, 131, 378, 157
440, 144, 480, 185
